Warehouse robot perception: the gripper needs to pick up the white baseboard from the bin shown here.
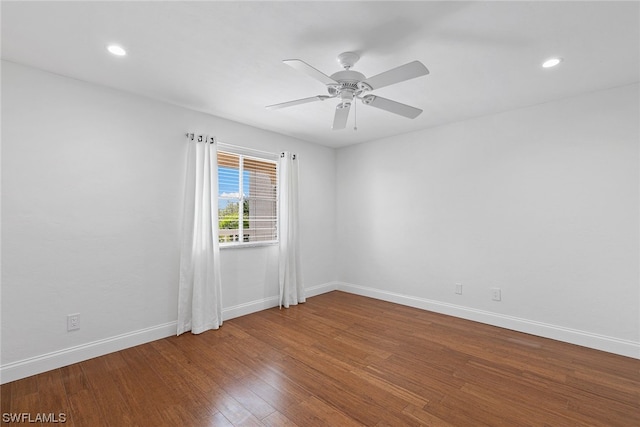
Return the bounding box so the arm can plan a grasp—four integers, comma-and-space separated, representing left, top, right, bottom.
222, 281, 338, 320
12, 280, 633, 384
306, 281, 339, 298
0, 281, 338, 384
223, 296, 280, 321
0, 322, 178, 385
336, 282, 640, 360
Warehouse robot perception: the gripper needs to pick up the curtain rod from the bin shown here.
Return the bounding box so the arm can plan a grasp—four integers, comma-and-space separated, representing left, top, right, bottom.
185, 132, 280, 159
185, 133, 214, 144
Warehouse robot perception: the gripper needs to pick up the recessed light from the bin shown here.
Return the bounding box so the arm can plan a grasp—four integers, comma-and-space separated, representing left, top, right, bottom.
107, 44, 127, 56
542, 57, 562, 68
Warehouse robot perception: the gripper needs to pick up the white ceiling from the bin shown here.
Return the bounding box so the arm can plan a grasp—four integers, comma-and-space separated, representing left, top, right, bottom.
2, 1, 638, 148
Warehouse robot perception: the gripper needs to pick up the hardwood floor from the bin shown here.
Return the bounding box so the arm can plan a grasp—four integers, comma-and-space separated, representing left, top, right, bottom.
1, 291, 639, 426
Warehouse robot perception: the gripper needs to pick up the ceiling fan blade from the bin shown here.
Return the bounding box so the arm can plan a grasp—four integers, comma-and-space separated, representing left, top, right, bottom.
361, 61, 429, 90
362, 95, 423, 119
332, 102, 351, 130
266, 95, 329, 110
283, 59, 338, 86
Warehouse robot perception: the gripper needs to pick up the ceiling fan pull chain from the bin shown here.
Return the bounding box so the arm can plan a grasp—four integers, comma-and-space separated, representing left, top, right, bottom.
353, 98, 358, 131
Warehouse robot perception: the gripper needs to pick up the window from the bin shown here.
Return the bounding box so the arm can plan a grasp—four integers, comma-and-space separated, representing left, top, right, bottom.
217, 149, 278, 246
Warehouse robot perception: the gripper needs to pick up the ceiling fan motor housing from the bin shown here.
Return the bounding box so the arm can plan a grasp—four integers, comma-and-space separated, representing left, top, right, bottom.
328, 70, 367, 97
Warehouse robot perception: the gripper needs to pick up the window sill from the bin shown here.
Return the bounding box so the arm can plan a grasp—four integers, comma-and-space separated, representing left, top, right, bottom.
220, 241, 278, 250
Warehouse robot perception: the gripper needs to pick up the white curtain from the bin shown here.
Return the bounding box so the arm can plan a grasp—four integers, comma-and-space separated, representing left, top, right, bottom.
177, 135, 223, 334
278, 152, 304, 308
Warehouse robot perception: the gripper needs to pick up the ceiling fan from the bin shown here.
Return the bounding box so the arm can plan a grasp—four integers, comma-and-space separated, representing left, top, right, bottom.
266, 52, 429, 130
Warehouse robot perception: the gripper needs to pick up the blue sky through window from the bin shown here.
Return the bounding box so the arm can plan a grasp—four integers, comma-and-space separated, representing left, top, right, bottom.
218, 166, 249, 209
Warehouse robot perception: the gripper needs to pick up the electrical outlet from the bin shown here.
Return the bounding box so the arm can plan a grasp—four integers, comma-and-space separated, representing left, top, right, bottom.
455, 283, 463, 295
491, 288, 501, 301
67, 313, 80, 331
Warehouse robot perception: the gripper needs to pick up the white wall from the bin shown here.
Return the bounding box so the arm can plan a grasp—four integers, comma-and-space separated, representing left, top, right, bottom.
1, 61, 336, 380
336, 84, 639, 357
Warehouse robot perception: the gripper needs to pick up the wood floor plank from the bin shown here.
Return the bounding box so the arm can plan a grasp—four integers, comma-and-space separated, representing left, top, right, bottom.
80, 356, 137, 426
10, 374, 37, 398
284, 396, 363, 427
281, 339, 423, 420
222, 375, 277, 421
201, 388, 264, 427
156, 337, 265, 426
266, 353, 421, 426
156, 404, 205, 427
9, 392, 42, 427
59, 363, 89, 397
207, 411, 236, 427
0, 382, 12, 414
66, 389, 107, 427
137, 341, 219, 422
402, 403, 456, 427
567, 394, 640, 426
2, 291, 638, 426
261, 410, 298, 427
149, 337, 222, 395
567, 367, 639, 405
35, 370, 73, 426
99, 351, 167, 426
237, 372, 312, 414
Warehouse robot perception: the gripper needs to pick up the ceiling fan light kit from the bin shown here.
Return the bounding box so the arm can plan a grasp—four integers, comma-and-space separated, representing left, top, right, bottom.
266, 52, 429, 130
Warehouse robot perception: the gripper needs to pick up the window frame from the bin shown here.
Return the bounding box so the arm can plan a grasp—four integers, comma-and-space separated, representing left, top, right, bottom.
217, 143, 279, 249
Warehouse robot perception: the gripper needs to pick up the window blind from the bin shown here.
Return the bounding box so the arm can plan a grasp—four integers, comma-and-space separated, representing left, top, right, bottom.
217, 150, 278, 245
